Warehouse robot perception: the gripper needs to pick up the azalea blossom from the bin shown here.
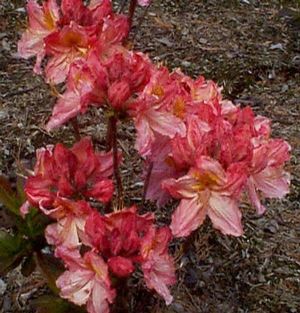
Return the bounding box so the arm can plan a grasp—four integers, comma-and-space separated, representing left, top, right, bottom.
131, 95, 186, 157
23, 137, 115, 212
45, 198, 92, 248
18, 0, 292, 310
56, 247, 116, 313
143, 135, 185, 206
46, 47, 152, 130
246, 139, 291, 214
45, 51, 107, 131
18, 0, 128, 83
140, 226, 176, 305
44, 22, 96, 83
18, 0, 60, 74
163, 156, 246, 237
84, 206, 176, 304
85, 206, 153, 277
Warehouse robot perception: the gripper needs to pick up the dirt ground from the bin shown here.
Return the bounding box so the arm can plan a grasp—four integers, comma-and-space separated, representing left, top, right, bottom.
0, 0, 300, 312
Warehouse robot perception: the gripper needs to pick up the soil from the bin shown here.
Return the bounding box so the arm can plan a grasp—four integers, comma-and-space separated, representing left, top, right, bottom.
0, 0, 299, 313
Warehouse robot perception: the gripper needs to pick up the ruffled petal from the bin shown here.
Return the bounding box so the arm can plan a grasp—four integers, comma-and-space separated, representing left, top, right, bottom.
208, 193, 243, 236
170, 198, 206, 238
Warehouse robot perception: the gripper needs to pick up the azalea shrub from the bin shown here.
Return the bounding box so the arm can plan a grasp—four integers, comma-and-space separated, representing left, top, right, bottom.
0, 0, 291, 312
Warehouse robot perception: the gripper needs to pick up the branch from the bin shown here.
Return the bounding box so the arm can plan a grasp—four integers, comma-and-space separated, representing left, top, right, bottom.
142, 161, 153, 205
70, 117, 81, 141
109, 116, 124, 209
128, 0, 138, 29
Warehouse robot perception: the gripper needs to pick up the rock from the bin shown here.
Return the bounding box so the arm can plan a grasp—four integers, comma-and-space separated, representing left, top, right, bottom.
0, 279, 7, 296
270, 43, 284, 51
181, 60, 191, 68
170, 302, 185, 313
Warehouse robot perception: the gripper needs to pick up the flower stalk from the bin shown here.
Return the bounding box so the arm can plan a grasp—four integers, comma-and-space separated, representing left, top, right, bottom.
109, 116, 124, 210
70, 117, 81, 141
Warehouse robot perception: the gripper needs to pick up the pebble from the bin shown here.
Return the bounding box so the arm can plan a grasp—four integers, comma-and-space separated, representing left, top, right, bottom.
181, 60, 191, 68
0, 278, 7, 296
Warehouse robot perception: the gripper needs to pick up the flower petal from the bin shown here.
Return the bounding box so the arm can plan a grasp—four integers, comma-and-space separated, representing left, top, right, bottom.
170, 198, 206, 238
208, 193, 243, 236
252, 167, 290, 199
142, 253, 176, 305
246, 177, 266, 215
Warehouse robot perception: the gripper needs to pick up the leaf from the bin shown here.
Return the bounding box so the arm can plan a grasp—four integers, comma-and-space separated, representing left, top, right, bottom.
16, 175, 26, 203
35, 252, 65, 294
14, 207, 50, 241
0, 230, 28, 275
21, 255, 36, 277
33, 295, 86, 313
0, 175, 20, 215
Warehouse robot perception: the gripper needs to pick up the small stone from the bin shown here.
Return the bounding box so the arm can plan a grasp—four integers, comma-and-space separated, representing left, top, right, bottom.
0, 279, 7, 296
270, 43, 284, 51
181, 60, 191, 68
281, 84, 289, 93
199, 38, 208, 44
2, 295, 11, 311
170, 302, 185, 313
0, 110, 8, 120
15, 7, 26, 13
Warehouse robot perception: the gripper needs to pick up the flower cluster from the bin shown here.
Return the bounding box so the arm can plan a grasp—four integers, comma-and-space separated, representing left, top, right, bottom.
18, 0, 290, 312
136, 69, 291, 238
22, 138, 176, 312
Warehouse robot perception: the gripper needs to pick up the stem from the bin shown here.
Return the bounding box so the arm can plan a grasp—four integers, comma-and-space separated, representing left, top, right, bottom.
142, 161, 153, 205
128, 0, 138, 29
132, 4, 150, 42
118, 0, 128, 13
109, 116, 124, 209
70, 117, 81, 141
106, 116, 113, 152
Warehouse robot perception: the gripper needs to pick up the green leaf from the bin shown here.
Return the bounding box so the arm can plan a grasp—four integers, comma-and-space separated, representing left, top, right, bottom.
0, 175, 20, 215
0, 230, 29, 275
16, 175, 26, 203
33, 295, 86, 313
13, 206, 49, 243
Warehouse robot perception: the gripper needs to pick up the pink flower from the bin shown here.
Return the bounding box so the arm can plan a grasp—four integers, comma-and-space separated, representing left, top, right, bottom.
134, 102, 186, 157
18, 0, 60, 74
107, 256, 135, 277
246, 139, 291, 214
84, 206, 176, 304
104, 50, 152, 110
140, 226, 176, 305
46, 48, 151, 130
191, 78, 221, 105
23, 137, 114, 212
171, 114, 212, 170
143, 135, 185, 206
163, 156, 246, 237
44, 198, 92, 248
99, 14, 129, 45
44, 22, 96, 83
46, 50, 107, 131
56, 248, 116, 313
85, 206, 154, 277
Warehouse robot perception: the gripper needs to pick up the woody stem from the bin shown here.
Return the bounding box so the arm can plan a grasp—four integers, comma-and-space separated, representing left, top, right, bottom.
109, 116, 124, 209
142, 161, 153, 205
70, 117, 81, 141
118, 0, 128, 13
128, 0, 138, 29
132, 4, 150, 42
